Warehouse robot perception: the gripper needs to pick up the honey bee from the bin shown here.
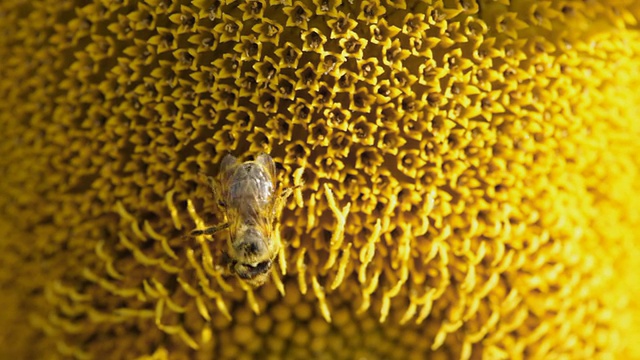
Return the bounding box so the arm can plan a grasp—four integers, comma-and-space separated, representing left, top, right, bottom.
192, 153, 295, 287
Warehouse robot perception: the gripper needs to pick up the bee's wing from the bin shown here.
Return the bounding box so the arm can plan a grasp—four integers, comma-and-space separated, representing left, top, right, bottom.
245, 204, 273, 239
255, 153, 276, 187
254, 153, 280, 223
218, 154, 238, 201
219, 154, 238, 182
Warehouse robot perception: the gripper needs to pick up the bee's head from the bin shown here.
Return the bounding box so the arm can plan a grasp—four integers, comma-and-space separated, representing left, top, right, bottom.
233, 260, 273, 286
228, 226, 274, 286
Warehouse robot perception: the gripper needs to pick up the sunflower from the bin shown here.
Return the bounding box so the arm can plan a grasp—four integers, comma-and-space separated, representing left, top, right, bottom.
1, 0, 639, 359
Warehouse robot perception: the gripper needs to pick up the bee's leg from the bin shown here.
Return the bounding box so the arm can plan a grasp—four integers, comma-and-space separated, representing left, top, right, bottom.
191, 222, 230, 236
280, 187, 294, 200
205, 175, 229, 211
206, 175, 217, 193
270, 185, 301, 222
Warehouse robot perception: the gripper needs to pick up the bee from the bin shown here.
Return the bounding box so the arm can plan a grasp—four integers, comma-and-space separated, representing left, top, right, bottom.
192, 153, 295, 287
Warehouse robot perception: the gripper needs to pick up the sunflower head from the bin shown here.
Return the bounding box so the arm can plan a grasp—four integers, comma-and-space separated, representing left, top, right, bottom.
0, 0, 640, 359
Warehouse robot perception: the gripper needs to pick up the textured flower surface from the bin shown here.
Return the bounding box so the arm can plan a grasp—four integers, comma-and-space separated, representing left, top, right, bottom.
1, 0, 640, 359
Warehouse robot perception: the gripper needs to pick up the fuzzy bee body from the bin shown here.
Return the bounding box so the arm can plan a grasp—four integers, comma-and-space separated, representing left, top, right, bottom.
193, 153, 293, 287
222, 155, 275, 219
